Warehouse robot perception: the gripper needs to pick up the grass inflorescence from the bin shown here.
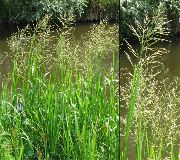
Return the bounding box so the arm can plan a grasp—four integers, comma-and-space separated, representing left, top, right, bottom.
0, 18, 119, 159
120, 3, 180, 160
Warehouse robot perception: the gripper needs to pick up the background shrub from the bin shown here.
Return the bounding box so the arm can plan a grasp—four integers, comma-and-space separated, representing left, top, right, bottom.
0, 0, 87, 23
0, 0, 119, 24
120, 0, 180, 38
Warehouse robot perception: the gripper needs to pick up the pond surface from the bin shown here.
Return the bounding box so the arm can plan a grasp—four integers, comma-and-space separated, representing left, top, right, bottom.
0, 23, 94, 51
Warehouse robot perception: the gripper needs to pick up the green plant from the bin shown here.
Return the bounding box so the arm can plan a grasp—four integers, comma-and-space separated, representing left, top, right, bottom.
0, 18, 119, 159
120, 2, 180, 159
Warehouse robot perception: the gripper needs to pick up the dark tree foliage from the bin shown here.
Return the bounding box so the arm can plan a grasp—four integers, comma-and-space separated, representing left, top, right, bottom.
120, 0, 180, 38
0, 0, 87, 23
0, 0, 119, 24
75, 0, 119, 22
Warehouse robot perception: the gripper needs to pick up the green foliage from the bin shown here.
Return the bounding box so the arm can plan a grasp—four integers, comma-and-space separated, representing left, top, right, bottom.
82, 0, 119, 21
99, 0, 119, 21
120, 0, 152, 37
0, 0, 87, 23
0, 0, 119, 23
120, 3, 180, 159
0, 18, 119, 159
120, 0, 180, 37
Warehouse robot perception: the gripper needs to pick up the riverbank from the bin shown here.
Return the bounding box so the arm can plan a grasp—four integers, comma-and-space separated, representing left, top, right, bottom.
0, 0, 119, 25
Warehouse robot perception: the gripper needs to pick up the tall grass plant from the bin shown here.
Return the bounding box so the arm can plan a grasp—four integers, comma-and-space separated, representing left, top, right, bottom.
0, 18, 119, 159
120, 2, 180, 159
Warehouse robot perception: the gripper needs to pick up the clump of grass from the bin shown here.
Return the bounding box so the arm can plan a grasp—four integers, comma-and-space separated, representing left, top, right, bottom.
0, 17, 119, 159
120, 2, 180, 160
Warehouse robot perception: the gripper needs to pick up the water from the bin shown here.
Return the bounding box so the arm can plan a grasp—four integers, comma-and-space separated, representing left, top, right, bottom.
165, 41, 180, 77
0, 23, 93, 52
0, 23, 96, 85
